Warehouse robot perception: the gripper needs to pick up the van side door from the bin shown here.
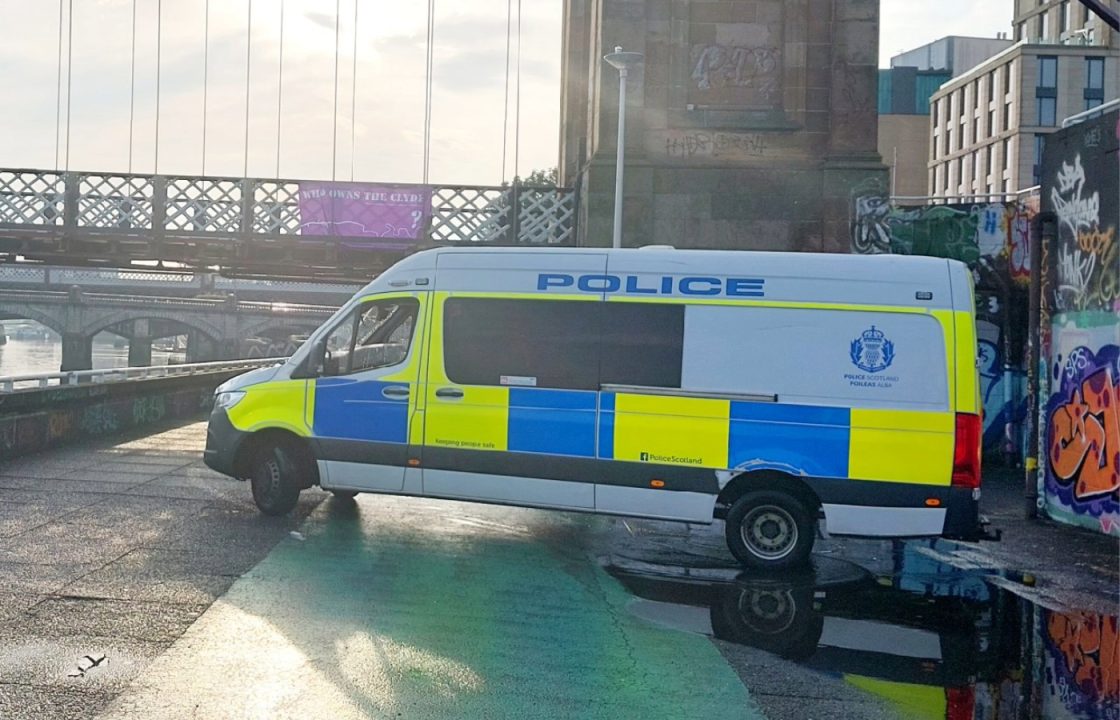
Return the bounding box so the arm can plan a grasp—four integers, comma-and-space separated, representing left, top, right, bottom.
310, 293, 426, 493
419, 252, 608, 509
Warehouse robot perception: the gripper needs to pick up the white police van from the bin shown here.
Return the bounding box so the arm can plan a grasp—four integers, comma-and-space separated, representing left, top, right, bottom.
205, 247, 986, 569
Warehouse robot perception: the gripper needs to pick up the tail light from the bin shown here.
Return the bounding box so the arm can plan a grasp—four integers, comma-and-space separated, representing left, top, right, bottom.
952, 413, 982, 489
946, 686, 976, 720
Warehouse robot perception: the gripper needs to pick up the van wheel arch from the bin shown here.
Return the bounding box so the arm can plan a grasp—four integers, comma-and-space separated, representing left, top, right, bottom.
234, 429, 319, 490
714, 471, 822, 521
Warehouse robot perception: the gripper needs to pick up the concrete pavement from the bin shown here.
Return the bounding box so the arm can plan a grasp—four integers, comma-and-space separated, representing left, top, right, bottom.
2, 420, 1117, 720
0, 423, 323, 719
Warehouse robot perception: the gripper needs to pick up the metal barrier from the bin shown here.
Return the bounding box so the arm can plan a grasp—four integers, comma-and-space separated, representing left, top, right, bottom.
0, 357, 285, 393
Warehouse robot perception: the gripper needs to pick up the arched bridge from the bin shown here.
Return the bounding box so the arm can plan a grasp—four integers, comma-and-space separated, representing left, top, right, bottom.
0, 288, 335, 370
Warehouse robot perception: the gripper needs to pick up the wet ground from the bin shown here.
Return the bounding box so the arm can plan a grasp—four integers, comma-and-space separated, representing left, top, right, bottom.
0, 421, 1117, 719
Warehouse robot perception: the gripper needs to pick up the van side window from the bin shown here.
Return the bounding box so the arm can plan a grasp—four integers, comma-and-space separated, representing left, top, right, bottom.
323, 298, 419, 376
601, 303, 684, 388
443, 298, 600, 390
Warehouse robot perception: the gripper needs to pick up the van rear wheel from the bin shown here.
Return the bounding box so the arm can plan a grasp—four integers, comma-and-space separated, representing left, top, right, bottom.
725, 490, 815, 570
250, 444, 302, 516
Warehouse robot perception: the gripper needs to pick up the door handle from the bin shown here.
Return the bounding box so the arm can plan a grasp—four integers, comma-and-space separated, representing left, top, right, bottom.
381, 386, 410, 399
435, 387, 464, 399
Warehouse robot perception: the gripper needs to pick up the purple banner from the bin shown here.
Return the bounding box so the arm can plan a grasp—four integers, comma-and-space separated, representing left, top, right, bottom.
297, 182, 432, 248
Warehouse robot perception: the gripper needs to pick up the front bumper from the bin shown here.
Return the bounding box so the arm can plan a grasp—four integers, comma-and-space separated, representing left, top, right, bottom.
203, 407, 247, 478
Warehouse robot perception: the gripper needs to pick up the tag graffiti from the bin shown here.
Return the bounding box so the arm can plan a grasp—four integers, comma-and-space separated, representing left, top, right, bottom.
1047, 346, 1120, 509
1051, 155, 1100, 238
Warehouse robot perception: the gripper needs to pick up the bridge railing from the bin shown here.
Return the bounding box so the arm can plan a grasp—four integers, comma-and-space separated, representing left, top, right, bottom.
0, 357, 285, 393
0, 168, 577, 279
0, 287, 338, 317
0, 264, 359, 296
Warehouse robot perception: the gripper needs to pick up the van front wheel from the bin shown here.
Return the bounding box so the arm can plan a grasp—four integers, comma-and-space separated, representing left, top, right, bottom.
725, 490, 815, 570
250, 444, 302, 516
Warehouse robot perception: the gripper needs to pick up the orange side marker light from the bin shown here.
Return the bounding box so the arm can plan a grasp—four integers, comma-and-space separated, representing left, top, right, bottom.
925, 498, 942, 507
650, 479, 665, 488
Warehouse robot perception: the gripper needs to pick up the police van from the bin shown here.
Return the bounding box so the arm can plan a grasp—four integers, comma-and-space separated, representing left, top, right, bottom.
204, 247, 985, 569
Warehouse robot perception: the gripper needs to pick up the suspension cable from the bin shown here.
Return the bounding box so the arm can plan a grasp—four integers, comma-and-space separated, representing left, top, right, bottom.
244, 0, 253, 178
202, 0, 209, 175
501, 0, 512, 184
154, 0, 162, 172
64, 0, 73, 171
128, 0, 137, 173
423, 0, 435, 184
513, 0, 521, 181
54, 0, 63, 170
350, 0, 358, 181
331, 0, 340, 181
276, 0, 285, 178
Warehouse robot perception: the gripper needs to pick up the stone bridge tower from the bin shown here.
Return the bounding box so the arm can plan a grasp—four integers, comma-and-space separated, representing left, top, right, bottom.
561, 0, 887, 252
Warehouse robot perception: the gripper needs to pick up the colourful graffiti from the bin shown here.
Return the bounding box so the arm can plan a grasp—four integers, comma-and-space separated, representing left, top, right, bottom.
1044, 610, 1120, 718
1045, 345, 1120, 533
1041, 109, 1120, 535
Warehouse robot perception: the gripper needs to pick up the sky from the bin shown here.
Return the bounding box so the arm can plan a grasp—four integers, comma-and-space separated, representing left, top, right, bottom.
0, 1, 1016, 187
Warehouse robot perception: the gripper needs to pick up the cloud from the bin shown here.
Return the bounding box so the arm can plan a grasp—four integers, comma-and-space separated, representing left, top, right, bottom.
303, 10, 335, 33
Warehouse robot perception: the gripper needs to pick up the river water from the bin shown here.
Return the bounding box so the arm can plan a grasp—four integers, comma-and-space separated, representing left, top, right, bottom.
0, 337, 184, 376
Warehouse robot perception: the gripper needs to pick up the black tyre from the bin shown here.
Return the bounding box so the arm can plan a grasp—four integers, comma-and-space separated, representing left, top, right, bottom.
249, 444, 302, 516
725, 490, 815, 570
330, 489, 358, 500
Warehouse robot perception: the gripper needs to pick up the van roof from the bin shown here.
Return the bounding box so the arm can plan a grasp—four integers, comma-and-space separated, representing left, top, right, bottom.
361, 246, 971, 310
378, 245, 964, 277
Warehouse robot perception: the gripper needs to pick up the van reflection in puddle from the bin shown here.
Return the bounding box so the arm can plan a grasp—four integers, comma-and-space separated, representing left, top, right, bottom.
607, 546, 1118, 720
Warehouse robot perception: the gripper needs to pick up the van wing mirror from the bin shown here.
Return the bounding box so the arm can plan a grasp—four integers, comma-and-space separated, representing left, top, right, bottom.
291, 337, 327, 379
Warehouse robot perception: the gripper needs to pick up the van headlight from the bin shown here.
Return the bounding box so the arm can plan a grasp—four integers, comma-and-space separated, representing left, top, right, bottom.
215, 391, 246, 410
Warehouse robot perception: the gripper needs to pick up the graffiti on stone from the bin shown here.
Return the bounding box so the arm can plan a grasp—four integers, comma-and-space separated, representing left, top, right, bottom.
1052, 155, 1100, 237
1051, 153, 1118, 313
978, 320, 1027, 457
1007, 203, 1033, 283
47, 410, 74, 443
1040, 111, 1120, 535
660, 131, 767, 160
132, 395, 167, 425
80, 403, 121, 436
1045, 344, 1120, 533
689, 44, 781, 109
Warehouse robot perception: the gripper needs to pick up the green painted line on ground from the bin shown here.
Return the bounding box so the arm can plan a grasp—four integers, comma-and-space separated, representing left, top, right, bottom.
100, 498, 765, 719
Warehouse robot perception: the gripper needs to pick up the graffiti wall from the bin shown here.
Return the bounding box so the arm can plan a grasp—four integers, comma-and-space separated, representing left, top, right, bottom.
1040, 110, 1120, 536
851, 184, 1035, 461
0, 372, 240, 462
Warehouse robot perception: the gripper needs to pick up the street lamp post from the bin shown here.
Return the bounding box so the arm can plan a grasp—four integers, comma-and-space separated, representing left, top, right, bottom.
603, 46, 643, 249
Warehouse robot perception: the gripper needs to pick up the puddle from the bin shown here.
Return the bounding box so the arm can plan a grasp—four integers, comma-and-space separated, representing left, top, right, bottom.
607, 540, 1119, 720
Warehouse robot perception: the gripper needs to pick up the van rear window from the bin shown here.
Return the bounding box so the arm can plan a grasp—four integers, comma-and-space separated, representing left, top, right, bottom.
600, 303, 683, 388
